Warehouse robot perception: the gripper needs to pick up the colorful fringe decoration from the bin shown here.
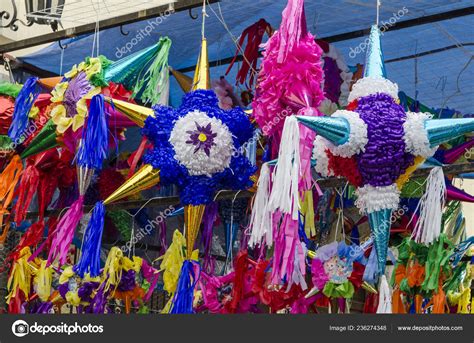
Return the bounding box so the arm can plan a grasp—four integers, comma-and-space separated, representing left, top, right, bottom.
8, 77, 39, 142
74, 201, 105, 277
170, 260, 200, 314
76, 94, 108, 170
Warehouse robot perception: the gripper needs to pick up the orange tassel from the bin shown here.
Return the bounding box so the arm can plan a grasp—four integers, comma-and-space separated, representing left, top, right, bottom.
0, 155, 23, 244
392, 289, 407, 314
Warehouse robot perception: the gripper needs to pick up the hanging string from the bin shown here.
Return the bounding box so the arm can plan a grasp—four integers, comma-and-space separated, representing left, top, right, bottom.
334, 182, 349, 242
59, 45, 65, 76
206, 0, 259, 77
376, 0, 381, 26
223, 190, 241, 273
201, 0, 208, 39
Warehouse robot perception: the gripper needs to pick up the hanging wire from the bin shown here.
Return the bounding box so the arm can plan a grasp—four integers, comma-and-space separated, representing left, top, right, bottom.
205, 0, 259, 77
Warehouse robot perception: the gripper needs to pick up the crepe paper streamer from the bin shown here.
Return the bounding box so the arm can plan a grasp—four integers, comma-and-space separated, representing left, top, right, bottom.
74, 201, 105, 278
132, 37, 171, 105
268, 116, 301, 219
271, 213, 307, 289
101, 246, 124, 293
13, 162, 39, 225
422, 234, 454, 293
252, 0, 324, 145
225, 19, 272, 88
170, 260, 200, 314
0, 82, 22, 98
8, 77, 39, 143
33, 260, 53, 302
6, 247, 32, 305
76, 94, 108, 171
248, 163, 273, 248
47, 195, 84, 266
411, 167, 446, 245
201, 202, 218, 272
0, 155, 23, 243
376, 275, 392, 313
450, 237, 474, 267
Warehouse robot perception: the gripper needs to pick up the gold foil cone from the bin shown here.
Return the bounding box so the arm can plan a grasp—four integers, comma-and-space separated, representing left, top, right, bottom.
170, 67, 193, 93
103, 164, 160, 205
104, 97, 154, 128
184, 204, 205, 259
191, 38, 211, 91
38, 76, 62, 90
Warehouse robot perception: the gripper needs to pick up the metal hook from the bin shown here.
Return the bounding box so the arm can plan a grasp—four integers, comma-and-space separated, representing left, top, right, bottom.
188, 8, 198, 19
119, 25, 129, 36
58, 40, 68, 50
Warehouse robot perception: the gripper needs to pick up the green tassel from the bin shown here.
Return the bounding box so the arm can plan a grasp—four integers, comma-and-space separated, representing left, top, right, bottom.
0, 82, 23, 98
133, 37, 172, 105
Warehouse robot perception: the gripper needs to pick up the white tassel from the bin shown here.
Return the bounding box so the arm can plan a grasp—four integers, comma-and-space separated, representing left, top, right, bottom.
376, 275, 392, 313
411, 167, 446, 244
268, 116, 300, 220
248, 163, 272, 248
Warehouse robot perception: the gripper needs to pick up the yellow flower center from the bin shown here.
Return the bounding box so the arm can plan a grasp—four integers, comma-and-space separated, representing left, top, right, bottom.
198, 133, 207, 142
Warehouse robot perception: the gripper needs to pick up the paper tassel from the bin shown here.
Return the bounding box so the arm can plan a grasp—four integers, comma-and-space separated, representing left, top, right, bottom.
133, 37, 171, 105
74, 201, 105, 278
20, 119, 59, 159
170, 260, 200, 314
47, 196, 84, 266
105, 38, 171, 105
268, 116, 300, 219
248, 163, 272, 248
411, 167, 446, 244
34, 260, 53, 302
0, 82, 22, 98
184, 204, 206, 259
13, 162, 39, 225
103, 164, 160, 205
376, 275, 392, 313
368, 208, 392, 275
0, 155, 23, 243
8, 77, 39, 142
76, 94, 108, 171
102, 247, 124, 292
6, 247, 32, 305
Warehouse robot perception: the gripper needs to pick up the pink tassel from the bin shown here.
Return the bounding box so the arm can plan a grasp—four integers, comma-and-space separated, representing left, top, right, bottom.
253, 0, 324, 147
47, 196, 84, 266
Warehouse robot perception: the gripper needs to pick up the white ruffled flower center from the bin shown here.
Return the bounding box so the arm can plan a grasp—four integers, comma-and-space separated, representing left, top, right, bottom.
169, 110, 233, 176
355, 184, 400, 214
403, 111, 438, 158
348, 76, 399, 103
